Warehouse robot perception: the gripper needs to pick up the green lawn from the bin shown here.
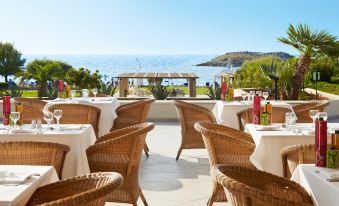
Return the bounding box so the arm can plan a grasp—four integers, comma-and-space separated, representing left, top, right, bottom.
307, 82, 339, 95
21, 90, 38, 97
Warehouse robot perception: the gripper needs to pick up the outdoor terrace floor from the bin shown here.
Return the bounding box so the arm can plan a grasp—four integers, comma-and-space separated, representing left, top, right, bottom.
106, 122, 227, 206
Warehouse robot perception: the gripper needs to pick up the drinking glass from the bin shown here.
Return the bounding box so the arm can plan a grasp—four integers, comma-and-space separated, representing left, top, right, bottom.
318, 112, 328, 121
256, 91, 262, 99
10, 112, 20, 128
92, 88, 98, 97
285, 112, 293, 126
309, 110, 319, 126
43, 112, 54, 129
71, 90, 76, 99
53, 110, 62, 128
263, 92, 269, 102
82, 89, 89, 99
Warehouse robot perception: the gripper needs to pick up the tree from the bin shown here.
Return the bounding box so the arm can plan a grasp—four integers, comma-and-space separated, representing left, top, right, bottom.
0, 42, 26, 82
65, 68, 102, 90
278, 24, 339, 99
21, 60, 64, 98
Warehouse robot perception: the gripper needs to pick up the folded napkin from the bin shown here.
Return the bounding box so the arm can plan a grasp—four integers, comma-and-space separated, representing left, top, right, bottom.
255, 124, 282, 131
60, 125, 83, 131
0, 171, 31, 184
9, 128, 35, 134
321, 168, 339, 181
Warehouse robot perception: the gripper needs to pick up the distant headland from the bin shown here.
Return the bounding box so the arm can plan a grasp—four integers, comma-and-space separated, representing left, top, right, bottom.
196, 51, 294, 67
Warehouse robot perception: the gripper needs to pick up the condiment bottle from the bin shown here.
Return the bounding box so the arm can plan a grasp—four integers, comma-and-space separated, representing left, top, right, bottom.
253, 94, 261, 125
315, 117, 327, 167
331, 130, 339, 150
15, 103, 24, 125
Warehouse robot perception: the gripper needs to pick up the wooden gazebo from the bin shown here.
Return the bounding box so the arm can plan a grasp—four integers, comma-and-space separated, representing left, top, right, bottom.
117, 72, 198, 97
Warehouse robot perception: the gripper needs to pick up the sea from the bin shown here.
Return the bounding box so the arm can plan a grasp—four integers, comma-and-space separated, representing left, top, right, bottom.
23, 55, 237, 86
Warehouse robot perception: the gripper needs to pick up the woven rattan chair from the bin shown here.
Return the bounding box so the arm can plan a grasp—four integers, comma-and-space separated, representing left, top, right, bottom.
280, 144, 318, 178
49, 104, 101, 138
194, 122, 256, 206
13, 97, 47, 124
27, 172, 123, 206
293, 102, 329, 123
212, 164, 313, 206
174, 100, 216, 160
111, 98, 155, 157
0, 141, 69, 179
237, 107, 293, 131
87, 123, 154, 206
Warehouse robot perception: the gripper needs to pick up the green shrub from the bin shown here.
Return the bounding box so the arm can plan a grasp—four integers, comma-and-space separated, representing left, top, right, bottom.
148, 85, 169, 100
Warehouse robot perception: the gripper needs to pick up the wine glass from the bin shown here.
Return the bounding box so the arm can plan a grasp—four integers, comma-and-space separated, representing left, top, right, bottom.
263, 92, 269, 102
10, 112, 20, 128
92, 88, 98, 98
249, 91, 255, 101
309, 110, 319, 126
241, 93, 247, 104
318, 112, 328, 121
285, 112, 294, 126
43, 112, 54, 130
53, 110, 62, 128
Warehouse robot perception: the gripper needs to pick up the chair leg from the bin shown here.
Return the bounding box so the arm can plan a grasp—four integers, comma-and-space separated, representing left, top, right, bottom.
207, 182, 218, 206
140, 191, 148, 206
144, 148, 149, 158
144, 143, 149, 152
176, 148, 183, 161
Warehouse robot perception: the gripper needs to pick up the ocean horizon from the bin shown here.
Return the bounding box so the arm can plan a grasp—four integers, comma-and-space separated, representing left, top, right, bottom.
23, 54, 238, 86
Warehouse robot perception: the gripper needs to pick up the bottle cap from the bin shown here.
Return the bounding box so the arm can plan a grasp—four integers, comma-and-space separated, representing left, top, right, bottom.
319, 117, 324, 121
335, 130, 339, 134
267, 101, 270, 104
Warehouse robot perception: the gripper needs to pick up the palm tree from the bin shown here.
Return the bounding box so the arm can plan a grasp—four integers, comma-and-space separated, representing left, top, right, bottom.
278, 24, 339, 99
20, 62, 63, 98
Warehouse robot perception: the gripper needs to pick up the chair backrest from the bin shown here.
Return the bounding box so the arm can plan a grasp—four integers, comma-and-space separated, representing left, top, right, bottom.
27, 172, 123, 206
0, 141, 70, 179
212, 164, 313, 206
293, 102, 329, 123
111, 99, 155, 131
280, 144, 316, 178
237, 107, 293, 131
174, 100, 216, 132
49, 104, 101, 138
194, 122, 255, 168
13, 98, 47, 124
87, 123, 155, 176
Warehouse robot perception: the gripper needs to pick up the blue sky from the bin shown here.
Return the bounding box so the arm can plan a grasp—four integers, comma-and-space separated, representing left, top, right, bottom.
1, 0, 338, 55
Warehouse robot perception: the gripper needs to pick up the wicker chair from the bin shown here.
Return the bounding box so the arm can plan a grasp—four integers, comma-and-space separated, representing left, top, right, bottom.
49, 104, 101, 138
174, 100, 216, 160
111, 99, 155, 157
280, 144, 318, 178
0, 141, 69, 179
13, 97, 47, 124
237, 107, 293, 131
194, 122, 256, 206
212, 164, 314, 206
86, 123, 154, 206
27, 172, 123, 206
293, 102, 329, 123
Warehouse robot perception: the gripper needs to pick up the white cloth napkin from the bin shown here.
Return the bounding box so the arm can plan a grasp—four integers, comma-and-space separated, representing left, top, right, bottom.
9, 128, 35, 134
255, 124, 283, 131
321, 168, 339, 181
60, 125, 83, 131
0, 171, 31, 184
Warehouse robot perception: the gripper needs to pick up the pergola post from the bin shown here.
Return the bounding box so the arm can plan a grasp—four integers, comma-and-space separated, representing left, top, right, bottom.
119, 77, 129, 97
188, 78, 196, 97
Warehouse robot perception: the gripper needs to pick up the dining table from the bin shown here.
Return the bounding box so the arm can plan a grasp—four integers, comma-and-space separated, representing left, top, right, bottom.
212, 100, 293, 129
0, 165, 58, 206
291, 164, 339, 206
245, 123, 339, 176
0, 124, 96, 179
43, 97, 119, 137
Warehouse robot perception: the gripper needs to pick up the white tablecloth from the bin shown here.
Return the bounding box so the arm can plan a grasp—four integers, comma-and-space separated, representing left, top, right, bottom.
291, 164, 339, 206
212, 100, 293, 129
0, 165, 58, 206
0, 124, 97, 179
44, 97, 119, 137
245, 123, 339, 176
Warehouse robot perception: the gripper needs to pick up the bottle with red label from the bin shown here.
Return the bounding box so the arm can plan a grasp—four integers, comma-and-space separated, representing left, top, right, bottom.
315, 117, 327, 167
220, 78, 227, 101
253, 94, 261, 124
2, 96, 11, 125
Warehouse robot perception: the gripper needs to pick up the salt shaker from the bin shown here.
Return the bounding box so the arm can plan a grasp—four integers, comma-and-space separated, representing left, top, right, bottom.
37, 120, 42, 129
31, 120, 37, 129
